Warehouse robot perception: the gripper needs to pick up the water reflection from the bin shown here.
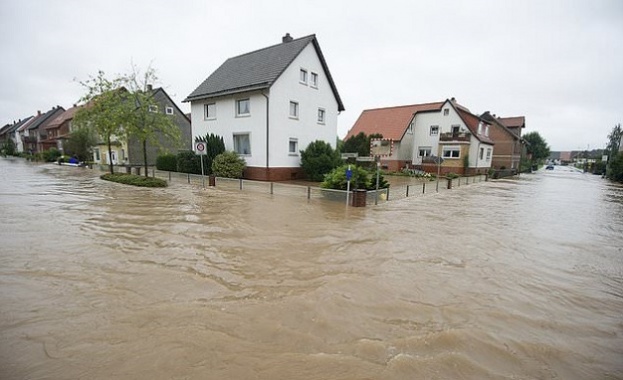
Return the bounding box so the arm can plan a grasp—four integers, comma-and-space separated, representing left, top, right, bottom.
1, 159, 622, 379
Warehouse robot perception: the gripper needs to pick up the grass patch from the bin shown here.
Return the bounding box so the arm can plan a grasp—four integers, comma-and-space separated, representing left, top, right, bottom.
101, 173, 168, 187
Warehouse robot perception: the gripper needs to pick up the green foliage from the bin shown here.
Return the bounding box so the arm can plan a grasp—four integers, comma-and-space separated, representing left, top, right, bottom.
1, 138, 16, 156
342, 132, 383, 157
606, 152, 623, 182
176, 150, 201, 174
156, 154, 178, 172
100, 173, 167, 187
63, 127, 98, 162
195, 133, 225, 175
446, 172, 460, 179
42, 148, 62, 162
523, 131, 551, 165
321, 164, 389, 190
606, 124, 622, 159
212, 151, 246, 178
300, 140, 341, 181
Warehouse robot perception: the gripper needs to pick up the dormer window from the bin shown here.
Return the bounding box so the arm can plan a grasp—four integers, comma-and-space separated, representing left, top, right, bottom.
484, 125, 489, 136
299, 69, 308, 84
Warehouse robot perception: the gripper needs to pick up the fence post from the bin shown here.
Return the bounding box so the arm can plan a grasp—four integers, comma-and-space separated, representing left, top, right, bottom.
187, 173, 190, 184
386, 187, 390, 200
270, 182, 274, 195
239, 178, 243, 190
168, 171, 171, 181
307, 186, 311, 200
422, 182, 426, 194
406, 185, 410, 197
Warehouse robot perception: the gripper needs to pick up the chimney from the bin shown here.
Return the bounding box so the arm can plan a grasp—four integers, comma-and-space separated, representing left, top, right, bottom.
450, 97, 456, 102
282, 33, 293, 43
73, 104, 77, 108
37, 110, 41, 116
147, 84, 153, 91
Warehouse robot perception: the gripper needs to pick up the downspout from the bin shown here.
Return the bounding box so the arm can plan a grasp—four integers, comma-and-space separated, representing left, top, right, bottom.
261, 91, 270, 176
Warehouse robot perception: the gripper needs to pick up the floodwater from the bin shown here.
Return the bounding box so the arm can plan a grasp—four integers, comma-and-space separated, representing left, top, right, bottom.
1, 159, 622, 380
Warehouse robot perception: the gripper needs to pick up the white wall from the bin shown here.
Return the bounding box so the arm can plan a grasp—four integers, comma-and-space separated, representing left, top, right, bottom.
269, 43, 339, 167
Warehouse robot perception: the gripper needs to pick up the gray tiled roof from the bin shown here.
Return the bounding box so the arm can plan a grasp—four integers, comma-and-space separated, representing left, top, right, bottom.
185, 34, 344, 111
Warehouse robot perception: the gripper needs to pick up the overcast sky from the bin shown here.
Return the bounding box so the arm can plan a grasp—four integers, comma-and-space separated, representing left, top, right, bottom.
1, 0, 621, 151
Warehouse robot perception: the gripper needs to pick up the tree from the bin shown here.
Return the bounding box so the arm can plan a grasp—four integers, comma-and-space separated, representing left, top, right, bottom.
342, 132, 383, 157
523, 131, 550, 168
212, 151, 246, 178
74, 71, 130, 174
300, 140, 341, 181
123, 65, 181, 177
63, 126, 98, 162
1, 138, 16, 156
606, 124, 623, 181
195, 133, 225, 175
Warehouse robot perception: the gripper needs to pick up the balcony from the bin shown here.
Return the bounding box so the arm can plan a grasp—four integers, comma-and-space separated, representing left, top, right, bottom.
439, 131, 471, 142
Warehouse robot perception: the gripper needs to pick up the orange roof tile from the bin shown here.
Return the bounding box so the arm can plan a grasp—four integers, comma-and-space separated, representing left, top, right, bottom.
497, 116, 525, 129
455, 108, 494, 145
345, 102, 444, 141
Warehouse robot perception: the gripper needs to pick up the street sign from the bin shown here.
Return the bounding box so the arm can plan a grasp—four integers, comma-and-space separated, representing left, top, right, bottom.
356, 156, 375, 162
195, 142, 207, 155
346, 166, 353, 180
341, 153, 358, 159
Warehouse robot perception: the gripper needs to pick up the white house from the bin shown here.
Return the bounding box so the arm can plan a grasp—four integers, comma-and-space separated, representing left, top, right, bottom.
411, 98, 494, 175
184, 33, 345, 181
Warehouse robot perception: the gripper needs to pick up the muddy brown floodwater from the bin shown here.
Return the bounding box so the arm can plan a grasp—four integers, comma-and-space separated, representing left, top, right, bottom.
1, 158, 622, 379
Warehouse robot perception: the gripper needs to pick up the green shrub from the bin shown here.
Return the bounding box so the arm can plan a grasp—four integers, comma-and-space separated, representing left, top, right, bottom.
42, 148, 62, 162
607, 152, 623, 182
156, 154, 178, 172
321, 164, 389, 190
212, 151, 246, 178
446, 172, 460, 179
100, 173, 167, 187
176, 150, 201, 174
300, 140, 341, 181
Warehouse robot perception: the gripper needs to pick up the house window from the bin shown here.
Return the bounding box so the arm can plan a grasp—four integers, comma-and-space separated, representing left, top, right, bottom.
486, 148, 492, 160
299, 69, 308, 84
94, 148, 100, 161
484, 125, 489, 136
233, 133, 251, 155
205, 103, 216, 119
149, 105, 158, 113
480, 147, 484, 160
443, 109, 449, 116
289, 101, 299, 119
430, 125, 439, 136
289, 138, 298, 155
451, 125, 460, 135
317, 108, 325, 124
236, 99, 250, 116
406, 122, 414, 134
442, 146, 461, 158
310, 72, 318, 88
418, 146, 432, 157
165, 106, 174, 115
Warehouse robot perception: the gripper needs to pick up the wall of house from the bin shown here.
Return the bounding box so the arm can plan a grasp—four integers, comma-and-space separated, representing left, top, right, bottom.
411, 102, 465, 164
489, 124, 520, 169
191, 91, 268, 169
468, 140, 494, 172
268, 43, 339, 168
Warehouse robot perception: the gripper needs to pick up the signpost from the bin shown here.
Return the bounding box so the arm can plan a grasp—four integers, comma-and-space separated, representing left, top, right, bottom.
195, 142, 207, 188
345, 165, 352, 206
430, 155, 444, 192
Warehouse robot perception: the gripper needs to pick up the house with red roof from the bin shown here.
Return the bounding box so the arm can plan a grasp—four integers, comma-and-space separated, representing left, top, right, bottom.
480, 112, 526, 171
42, 104, 81, 153
345, 98, 495, 175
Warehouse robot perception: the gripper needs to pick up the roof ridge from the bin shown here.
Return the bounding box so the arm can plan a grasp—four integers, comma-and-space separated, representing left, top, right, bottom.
228, 34, 316, 60
363, 101, 444, 112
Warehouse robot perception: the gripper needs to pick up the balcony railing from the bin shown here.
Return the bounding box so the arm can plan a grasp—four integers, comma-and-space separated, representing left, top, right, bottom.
439, 131, 471, 142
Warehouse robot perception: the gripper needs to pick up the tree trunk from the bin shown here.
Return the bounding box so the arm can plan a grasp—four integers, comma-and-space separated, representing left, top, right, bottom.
107, 136, 114, 174
143, 139, 148, 177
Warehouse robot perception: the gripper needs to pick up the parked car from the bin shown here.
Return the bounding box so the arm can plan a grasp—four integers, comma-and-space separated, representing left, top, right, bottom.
546, 165, 554, 170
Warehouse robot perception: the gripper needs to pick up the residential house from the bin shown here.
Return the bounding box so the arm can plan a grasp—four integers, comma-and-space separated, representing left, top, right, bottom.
345, 98, 495, 175
91, 86, 191, 166
344, 102, 444, 171
411, 99, 494, 175
24, 107, 65, 154
184, 33, 345, 181
0, 117, 33, 152
480, 112, 526, 171
42, 105, 82, 153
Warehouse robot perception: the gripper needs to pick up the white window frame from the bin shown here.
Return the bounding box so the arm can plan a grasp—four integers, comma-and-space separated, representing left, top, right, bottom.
442, 146, 461, 159
486, 148, 492, 160
148, 105, 158, 113
310, 72, 318, 88
443, 109, 449, 116
236, 98, 250, 117
165, 106, 174, 115
233, 133, 251, 155
451, 125, 460, 134
406, 122, 414, 134
289, 101, 299, 119
299, 68, 308, 84
288, 138, 298, 155
418, 146, 432, 157
317, 108, 325, 124
430, 125, 439, 136
205, 103, 216, 120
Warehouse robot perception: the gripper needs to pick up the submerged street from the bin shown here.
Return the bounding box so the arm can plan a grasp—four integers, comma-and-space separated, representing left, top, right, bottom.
1, 158, 622, 379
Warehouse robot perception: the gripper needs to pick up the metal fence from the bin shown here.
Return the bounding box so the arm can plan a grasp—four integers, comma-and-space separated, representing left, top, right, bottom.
144, 169, 488, 206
